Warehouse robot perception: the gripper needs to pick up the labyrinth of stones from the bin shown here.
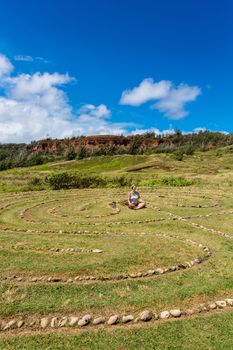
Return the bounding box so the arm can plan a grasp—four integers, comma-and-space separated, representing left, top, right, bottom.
0, 186, 233, 336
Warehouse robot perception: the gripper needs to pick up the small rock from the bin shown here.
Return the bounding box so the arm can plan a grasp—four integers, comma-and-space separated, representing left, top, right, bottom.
67, 278, 73, 283
17, 320, 24, 328
78, 314, 91, 327
129, 273, 137, 278
92, 249, 103, 253
160, 311, 170, 319
170, 266, 176, 271
4, 320, 16, 330
107, 315, 118, 325
136, 272, 142, 277
59, 317, 68, 327
122, 315, 134, 323
140, 310, 152, 322
201, 304, 210, 312
147, 270, 155, 276
216, 300, 227, 308
78, 319, 89, 327
51, 317, 58, 328
226, 298, 233, 306
209, 303, 217, 310
170, 309, 181, 317
41, 317, 49, 329
93, 317, 105, 325
30, 277, 38, 282
69, 316, 79, 326
155, 268, 164, 274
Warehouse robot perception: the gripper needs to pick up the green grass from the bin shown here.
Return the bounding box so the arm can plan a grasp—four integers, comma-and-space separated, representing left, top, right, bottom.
0, 151, 233, 348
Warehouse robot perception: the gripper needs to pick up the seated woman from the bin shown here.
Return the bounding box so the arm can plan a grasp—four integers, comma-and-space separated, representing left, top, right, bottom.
128, 185, 146, 210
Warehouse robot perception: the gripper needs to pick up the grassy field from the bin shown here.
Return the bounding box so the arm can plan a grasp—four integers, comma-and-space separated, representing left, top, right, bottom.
0, 150, 233, 349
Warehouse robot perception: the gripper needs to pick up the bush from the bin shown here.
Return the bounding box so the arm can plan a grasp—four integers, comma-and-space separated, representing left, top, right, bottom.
139, 176, 198, 187
174, 149, 184, 161
47, 173, 133, 190
128, 136, 143, 155
47, 173, 107, 190
183, 145, 195, 155
106, 175, 132, 188
77, 145, 88, 159
24, 153, 44, 166
26, 177, 45, 191
65, 148, 76, 160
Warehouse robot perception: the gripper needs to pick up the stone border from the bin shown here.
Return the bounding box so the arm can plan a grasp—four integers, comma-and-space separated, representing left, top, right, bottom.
20, 198, 122, 225
0, 189, 232, 336
1, 297, 233, 333
171, 213, 233, 240
155, 194, 218, 208
0, 232, 211, 284
0, 245, 103, 255
49, 201, 121, 219
0, 190, 222, 229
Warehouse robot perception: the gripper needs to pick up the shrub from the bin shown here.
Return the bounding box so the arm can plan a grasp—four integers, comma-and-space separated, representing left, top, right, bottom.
174, 149, 184, 161
47, 173, 107, 190
65, 148, 76, 160
128, 136, 143, 155
77, 145, 88, 159
26, 177, 45, 191
183, 145, 195, 155
24, 153, 44, 166
139, 176, 198, 187
47, 173, 133, 190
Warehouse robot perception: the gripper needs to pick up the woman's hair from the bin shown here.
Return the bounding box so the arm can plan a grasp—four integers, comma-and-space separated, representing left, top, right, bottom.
131, 185, 137, 190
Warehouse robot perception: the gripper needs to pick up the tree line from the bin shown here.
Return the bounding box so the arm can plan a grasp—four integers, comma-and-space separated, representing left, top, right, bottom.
1, 130, 233, 170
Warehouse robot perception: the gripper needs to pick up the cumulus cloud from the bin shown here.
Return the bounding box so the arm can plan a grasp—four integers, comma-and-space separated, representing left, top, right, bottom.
120, 78, 201, 119
0, 54, 14, 79
120, 78, 171, 106
153, 84, 201, 119
0, 54, 129, 143
78, 104, 111, 119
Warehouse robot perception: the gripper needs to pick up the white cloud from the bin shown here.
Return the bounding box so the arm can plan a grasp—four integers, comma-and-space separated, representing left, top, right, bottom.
14, 55, 33, 62
120, 78, 171, 106
0, 54, 129, 143
14, 55, 49, 63
8, 72, 72, 100
153, 84, 201, 119
193, 127, 207, 133
78, 104, 111, 118
35, 57, 49, 64
0, 54, 13, 79
120, 78, 201, 119
0, 54, 204, 143
131, 127, 175, 136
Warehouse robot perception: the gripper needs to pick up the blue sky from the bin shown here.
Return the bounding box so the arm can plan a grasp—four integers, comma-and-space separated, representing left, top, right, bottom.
0, 0, 232, 142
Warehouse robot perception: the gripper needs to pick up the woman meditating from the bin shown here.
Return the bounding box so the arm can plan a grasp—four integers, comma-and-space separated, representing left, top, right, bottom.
128, 185, 146, 210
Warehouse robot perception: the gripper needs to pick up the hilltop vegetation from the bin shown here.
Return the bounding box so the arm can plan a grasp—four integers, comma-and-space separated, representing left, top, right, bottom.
1, 130, 233, 171
1, 141, 233, 192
